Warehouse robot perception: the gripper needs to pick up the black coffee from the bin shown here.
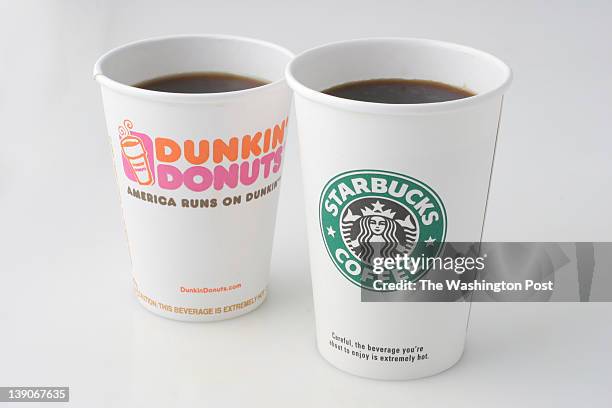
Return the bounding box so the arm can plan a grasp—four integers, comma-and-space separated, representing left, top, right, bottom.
323, 79, 474, 104
134, 72, 268, 93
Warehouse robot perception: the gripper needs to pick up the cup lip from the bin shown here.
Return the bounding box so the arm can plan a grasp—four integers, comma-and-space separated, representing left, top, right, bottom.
285, 37, 512, 115
93, 34, 294, 103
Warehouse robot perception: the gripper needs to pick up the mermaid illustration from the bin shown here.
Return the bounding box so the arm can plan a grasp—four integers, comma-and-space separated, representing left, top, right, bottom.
342, 199, 417, 265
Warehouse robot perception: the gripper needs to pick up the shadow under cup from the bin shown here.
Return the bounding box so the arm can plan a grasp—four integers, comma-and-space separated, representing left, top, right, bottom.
94, 36, 293, 322
286, 38, 511, 380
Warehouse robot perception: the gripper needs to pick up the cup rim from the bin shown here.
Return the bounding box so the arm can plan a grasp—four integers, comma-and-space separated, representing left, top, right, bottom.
285, 37, 512, 115
93, 34, 294, 103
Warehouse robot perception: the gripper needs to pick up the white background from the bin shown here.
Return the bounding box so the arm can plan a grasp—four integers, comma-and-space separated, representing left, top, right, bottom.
0, 0, 611, 406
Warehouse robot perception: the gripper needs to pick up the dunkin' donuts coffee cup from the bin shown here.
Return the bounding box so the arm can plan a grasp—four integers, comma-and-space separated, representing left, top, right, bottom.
286, 38, 511, 379
94, 35, 293, 321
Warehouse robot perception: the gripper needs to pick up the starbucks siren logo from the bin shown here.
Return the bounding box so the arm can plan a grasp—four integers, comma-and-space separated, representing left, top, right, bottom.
319, 170, 446, 290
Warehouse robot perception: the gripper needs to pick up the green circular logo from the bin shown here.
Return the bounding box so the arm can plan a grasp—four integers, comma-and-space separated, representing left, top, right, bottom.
319, 169, 447, 290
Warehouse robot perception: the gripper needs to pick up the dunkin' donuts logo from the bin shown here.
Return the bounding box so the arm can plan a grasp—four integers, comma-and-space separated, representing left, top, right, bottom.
319, 170, 447, 290
118, 119, 286, 192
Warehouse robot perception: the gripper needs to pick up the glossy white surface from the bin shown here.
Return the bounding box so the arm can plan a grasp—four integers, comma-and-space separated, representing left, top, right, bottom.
0, 0, 610, 406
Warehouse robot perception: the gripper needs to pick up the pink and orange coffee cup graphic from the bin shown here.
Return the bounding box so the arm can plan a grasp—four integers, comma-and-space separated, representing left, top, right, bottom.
119, 120, 155, 186
118, 118, 287, 192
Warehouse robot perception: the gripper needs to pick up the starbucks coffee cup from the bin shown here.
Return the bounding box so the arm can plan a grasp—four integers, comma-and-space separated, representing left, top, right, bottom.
94, 35, 293, 321
286, 38, 511, 379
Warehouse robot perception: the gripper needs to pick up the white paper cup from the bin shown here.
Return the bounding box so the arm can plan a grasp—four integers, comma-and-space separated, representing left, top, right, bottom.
286, 38, 511, 379
94, 35, 293, 321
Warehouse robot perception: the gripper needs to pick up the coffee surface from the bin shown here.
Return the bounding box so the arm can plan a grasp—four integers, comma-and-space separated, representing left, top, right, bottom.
134, 72, 268, 93
323, 79, 474, 104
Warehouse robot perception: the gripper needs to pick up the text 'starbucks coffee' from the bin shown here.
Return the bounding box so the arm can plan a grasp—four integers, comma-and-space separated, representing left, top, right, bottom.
287, 38, 512, 379
320, 170, 447, 289
94, 35, 293, 321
